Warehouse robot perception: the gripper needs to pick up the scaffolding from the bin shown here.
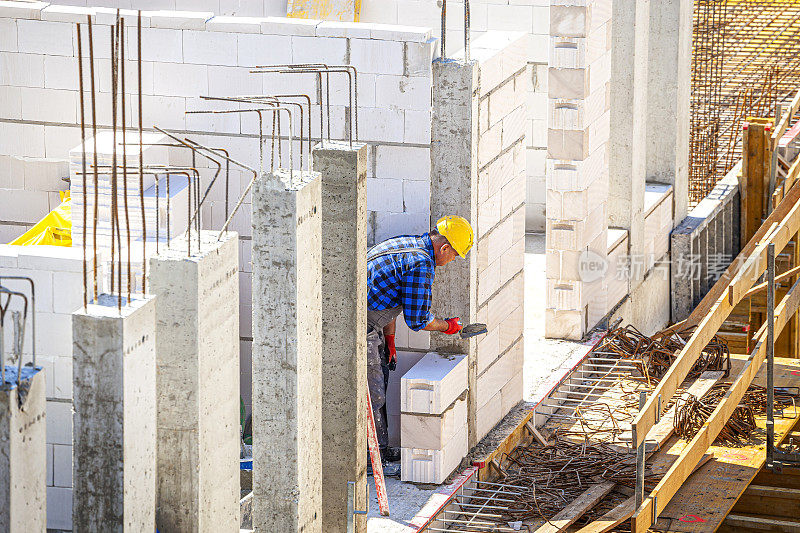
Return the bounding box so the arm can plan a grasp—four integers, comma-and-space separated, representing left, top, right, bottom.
690, 0, 800, 204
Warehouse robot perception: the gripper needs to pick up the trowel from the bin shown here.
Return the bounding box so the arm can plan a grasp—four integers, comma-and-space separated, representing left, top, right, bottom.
460, 322, 488, 339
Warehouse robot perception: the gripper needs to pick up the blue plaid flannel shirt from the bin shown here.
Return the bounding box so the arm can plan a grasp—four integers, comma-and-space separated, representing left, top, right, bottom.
367, 233, 436, 331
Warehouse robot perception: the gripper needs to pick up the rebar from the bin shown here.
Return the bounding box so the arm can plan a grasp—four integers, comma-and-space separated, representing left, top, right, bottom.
690, 0, 800, 203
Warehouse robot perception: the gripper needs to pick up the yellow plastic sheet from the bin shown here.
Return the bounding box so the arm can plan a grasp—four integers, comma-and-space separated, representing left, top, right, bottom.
9, 191, 72, 246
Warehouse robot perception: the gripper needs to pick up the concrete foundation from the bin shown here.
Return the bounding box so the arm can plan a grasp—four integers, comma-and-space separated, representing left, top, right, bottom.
252, 169, 322, 533
148, 231, 240, 533
72, 294, 157, 532
0, 368, 46, 532
311, 141, 368, 533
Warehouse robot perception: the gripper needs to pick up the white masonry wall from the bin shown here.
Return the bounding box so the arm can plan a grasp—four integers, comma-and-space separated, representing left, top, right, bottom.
0, 1, 439, 419
0, 244, 103, 531
360, 0, 549, 231
466, 32, 527, 441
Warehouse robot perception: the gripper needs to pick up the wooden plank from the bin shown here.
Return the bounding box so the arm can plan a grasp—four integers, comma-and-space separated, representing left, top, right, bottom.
743, 265, 800, 299
662, 173, 800, 337
647, 358, 800, 533
635, 191, 800, 448
734, 485, 800, 518
771, 90, 800, 148
631, 280, 800, 533
574, 454, 714, 533
742, 122, 768, 245
573, 495, 635, 533
533, 481, 616, 533
645, 372, 725, 451
723, 514, 800, 533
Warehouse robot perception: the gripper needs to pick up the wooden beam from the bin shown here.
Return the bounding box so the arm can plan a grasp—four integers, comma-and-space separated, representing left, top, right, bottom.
634, 193, 800, 448
772, 90, 800, 149
574, 454, 713, 533
742, 265, 800, 299
724, 514, 800, 533
631, 277, 800, 532
660, 167, 800, 338
533, 481, 616, 533
734, 485, 800, 519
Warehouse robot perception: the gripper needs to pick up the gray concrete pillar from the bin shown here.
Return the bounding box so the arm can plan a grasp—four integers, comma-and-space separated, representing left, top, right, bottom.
148, 231, 240, 533
645, 0, 693, 224
429, 59, 478, 444
0, 369, 46, 532
252, 169, 322, 533
430, 59, 477, 356
311, 141, 368, 533
72, 295, 157, 532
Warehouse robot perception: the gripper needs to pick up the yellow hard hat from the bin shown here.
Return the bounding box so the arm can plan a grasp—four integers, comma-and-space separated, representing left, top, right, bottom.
436, 215, 474, 257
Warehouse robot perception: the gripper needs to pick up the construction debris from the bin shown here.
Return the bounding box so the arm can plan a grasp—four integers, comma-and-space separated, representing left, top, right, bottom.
674, 383, 800, 445
472, 439, 656, 523
600, 325, 731, 384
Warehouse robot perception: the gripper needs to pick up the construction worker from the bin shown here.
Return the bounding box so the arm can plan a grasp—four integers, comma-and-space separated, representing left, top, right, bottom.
366, 215, 474, 475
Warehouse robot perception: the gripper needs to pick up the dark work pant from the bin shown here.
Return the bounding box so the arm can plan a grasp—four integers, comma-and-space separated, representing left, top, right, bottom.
366, 329, 389, 449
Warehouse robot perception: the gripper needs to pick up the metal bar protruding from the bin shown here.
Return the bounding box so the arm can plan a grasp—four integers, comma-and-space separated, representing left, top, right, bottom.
88, 16, 99, 302
441, 0, 447, 59
634, 390, 647, 511
77, 22, 88, 310
0, 277, 35, 369
138, 10, 145, 295
464, 0, 470, 62
767, 242, 776, 467
346, 481, 369, 533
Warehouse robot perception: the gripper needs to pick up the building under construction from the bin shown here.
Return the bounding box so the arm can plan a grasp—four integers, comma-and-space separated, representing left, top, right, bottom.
1, 0, 800, 532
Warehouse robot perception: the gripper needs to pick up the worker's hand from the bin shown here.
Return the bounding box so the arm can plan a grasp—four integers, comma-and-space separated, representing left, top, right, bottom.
443, 317, 462, 335
385, 334, 397, 364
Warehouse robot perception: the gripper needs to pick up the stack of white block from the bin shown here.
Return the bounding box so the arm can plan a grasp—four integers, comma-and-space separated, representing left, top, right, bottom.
400, 352, 468, 484
0, 243, 102, 531
545, 0, 612, 340
68, 132, 189, 293
460, 32, 528, 442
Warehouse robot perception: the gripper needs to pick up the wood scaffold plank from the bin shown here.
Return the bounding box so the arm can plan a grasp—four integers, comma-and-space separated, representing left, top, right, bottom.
631, 274, 800, 532
634, 185, 800, 451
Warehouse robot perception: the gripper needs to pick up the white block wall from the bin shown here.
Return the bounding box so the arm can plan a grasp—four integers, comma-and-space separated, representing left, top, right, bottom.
360, 0, 549, 231
544, 0, 611, 340
461, 31, 527, 442
0, 2, 439, 420
0, 244, 102, 531
0, 156, 69, 243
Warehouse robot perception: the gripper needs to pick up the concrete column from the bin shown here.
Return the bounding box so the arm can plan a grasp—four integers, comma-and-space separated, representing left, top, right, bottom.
430, 58, 479, 445
148, 231, 240, 533
311, 141, 368, 533
611, 0, 692, 295
430, 59, 478, 357
644, 0, 693, 224
0, 369, 46, 532
252, 169, 322, 533
72, 294, 157, 531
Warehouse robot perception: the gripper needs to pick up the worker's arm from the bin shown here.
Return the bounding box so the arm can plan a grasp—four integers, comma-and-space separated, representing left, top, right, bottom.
422, 318, 450, 332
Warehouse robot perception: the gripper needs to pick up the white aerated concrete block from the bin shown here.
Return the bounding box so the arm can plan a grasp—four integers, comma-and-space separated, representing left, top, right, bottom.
401, 396, 466, 450
0, 1, 48, 20
148, 10, 211, 30
400, 352, 467, 415
401, 423, 467, 484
